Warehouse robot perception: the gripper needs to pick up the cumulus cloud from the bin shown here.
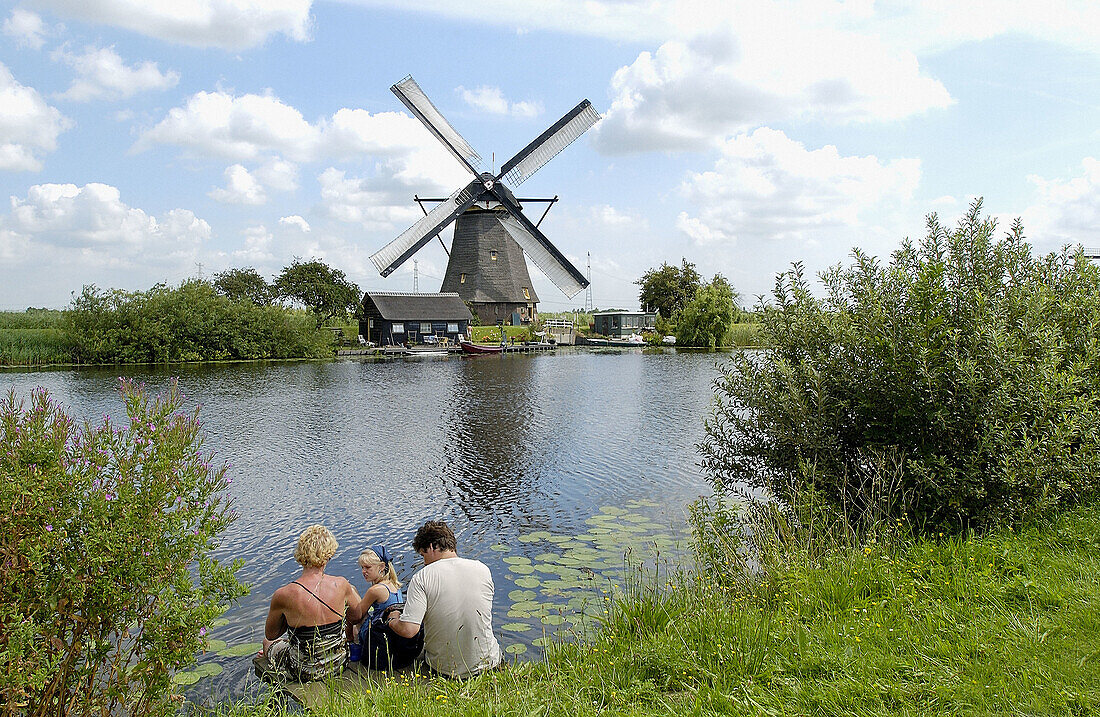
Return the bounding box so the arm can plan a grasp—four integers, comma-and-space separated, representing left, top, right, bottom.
3, 9, 49, 49
458, 85, 542, 118
279, 214, 310, 232
53, 45, 179, 102
317, 167, 422, 230
595, 29, 952, 153
0, 63, 72, 171
135, 91, 469, 189
0, 182, 212, 304
677, 127, 920, 247
32, 0, 313, 50
209, 164, 265, 204
1023, 158, 1100, 249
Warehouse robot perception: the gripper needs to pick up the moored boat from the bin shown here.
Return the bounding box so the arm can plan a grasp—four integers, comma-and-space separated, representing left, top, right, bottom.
459, 340, 505, 354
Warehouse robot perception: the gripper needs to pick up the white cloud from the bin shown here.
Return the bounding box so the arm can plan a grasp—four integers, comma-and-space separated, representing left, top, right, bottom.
595, 29, 952, 153
53, 45, 179, 102
32, 0, 313, 50
590, 204, 647, 230
255, 157, 298, 192
231, 224, 275, 263
458, 85, 542, 118
1023, 158, 1100, 249
0, 182, 212, 304
677, 127, 920, 247
135, 92, 469, 190
0, 63, 71, 171
135, 90, 321, 161
317, 167, 421, 230
209, 164, 266, 204
3, 9, 49, 49
279, 214, 310, 232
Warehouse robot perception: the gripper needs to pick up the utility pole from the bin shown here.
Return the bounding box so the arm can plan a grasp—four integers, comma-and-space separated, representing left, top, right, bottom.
584, 252, 593, 313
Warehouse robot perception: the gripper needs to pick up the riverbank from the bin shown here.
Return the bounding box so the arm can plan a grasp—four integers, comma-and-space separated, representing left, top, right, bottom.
209, 502, 1100, 716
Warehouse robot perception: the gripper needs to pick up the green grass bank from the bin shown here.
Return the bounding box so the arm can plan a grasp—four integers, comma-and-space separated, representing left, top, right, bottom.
211, 502, 1100, 716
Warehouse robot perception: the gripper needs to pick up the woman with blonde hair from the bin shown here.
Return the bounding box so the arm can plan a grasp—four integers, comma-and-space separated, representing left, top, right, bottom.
260, 525, 360, 681
347, 544, 423, 670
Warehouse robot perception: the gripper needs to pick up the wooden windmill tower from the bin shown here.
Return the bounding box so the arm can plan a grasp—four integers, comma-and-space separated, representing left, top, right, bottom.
370, 76, 599, 325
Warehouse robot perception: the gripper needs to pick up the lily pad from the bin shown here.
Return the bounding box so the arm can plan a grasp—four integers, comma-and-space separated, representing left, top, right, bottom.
490, 544, 511, 552
508, 589, 536, 601
210, 617, 230, 628
505, 644, 528, 655
510, 564, 535, 575
217, 642, 263, 658
503, 555, 532, 565
502, 623, 532, 632
599, 506, 629, 516
514, 576, 541, 589
172, 671, 201, 686
546, 536, 572, 544
532, 637, 554, 648
540, 614, 566, 626
517, 533, 542, 543
535, 553, 560, 563
203, 639, 227, 653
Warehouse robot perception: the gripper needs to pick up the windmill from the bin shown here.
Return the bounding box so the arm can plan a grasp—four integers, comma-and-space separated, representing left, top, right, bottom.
370, 76, 599, 326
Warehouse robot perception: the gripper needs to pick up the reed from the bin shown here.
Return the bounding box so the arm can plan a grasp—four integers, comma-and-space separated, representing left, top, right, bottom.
0, 328, 72, 366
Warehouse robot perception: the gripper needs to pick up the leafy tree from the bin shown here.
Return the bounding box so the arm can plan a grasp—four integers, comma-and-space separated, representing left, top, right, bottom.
274, 258, 361, 327
636, 259, 702, 319
213, 266, 273, 305
1, 381, 247, 714
700, 200, 1100, 532
675, 274, 739, 347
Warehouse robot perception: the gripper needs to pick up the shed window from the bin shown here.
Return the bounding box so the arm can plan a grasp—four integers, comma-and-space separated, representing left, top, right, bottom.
392, 323, 405, 334
490, 250, 498, 261
420, 322, 432, 334
460, 273, 466, 283
447, 323, 459, 333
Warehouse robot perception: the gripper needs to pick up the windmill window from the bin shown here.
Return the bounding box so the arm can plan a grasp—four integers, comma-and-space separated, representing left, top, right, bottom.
460, 273, 466, 283
490, 250, 498, 261
522, 287, 530, 300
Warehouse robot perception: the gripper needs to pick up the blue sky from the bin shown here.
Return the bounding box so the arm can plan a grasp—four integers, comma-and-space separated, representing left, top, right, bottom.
1, 0, 1098, 311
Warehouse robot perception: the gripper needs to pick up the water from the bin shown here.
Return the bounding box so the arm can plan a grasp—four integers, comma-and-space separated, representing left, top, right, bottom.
2, 348, 727, 697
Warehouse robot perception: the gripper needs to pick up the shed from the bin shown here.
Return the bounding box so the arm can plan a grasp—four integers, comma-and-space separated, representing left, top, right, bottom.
592, 310, 657, 338
359, 292, 473, 346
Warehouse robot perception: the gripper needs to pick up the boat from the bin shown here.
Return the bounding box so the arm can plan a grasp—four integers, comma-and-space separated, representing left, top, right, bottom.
585, 333, 648, 348
459, 340, 505, 355
406, 346, 450, 356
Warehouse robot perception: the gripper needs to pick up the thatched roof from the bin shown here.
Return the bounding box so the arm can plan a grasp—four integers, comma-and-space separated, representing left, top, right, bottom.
363, 292, 473, 321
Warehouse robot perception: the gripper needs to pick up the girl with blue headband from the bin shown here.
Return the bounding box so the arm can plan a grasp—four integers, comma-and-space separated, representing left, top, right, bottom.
347, 545, 422, 669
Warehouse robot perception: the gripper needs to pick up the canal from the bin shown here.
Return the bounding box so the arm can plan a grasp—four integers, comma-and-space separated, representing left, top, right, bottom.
2, 347, 728, 697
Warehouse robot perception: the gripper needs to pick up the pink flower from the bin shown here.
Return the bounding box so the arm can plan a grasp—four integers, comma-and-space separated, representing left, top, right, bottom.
45, 525, 53, 532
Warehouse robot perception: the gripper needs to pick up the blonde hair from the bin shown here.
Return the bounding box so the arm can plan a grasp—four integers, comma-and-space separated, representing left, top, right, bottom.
294, 525, 338, 568
357, 548, 401, 589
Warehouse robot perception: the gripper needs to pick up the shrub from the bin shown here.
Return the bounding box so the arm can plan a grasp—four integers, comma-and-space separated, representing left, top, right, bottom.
700, 200, 1100, 531
66, 281, 333, 363
0, 380, 247, 715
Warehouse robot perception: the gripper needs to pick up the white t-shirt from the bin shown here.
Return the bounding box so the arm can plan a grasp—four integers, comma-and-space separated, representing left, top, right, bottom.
402, 556, 502, 677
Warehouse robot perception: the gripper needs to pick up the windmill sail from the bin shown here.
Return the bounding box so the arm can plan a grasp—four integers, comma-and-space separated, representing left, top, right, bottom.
392, 75, 482, 176
370, 185, 479, 276
497, 208, 588, 299
498, 100, 601, 187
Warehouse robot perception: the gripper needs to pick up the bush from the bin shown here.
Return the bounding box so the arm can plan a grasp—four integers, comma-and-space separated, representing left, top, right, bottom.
66, 281, 333, 363
675, 275, 739, 347
0, 381, 247, 715
700, 200, 1100, 531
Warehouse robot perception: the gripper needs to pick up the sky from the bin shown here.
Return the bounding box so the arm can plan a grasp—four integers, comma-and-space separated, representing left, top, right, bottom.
1, 0, 1098, 312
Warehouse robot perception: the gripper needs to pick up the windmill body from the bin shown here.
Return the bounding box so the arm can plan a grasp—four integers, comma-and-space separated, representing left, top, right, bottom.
370, 76, 598, 324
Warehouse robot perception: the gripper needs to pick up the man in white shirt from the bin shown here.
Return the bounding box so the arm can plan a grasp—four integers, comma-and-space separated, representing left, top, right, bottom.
386, 520, 502, 677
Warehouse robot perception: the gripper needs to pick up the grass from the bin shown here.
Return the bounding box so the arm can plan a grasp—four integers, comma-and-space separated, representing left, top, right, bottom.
206, 502, 1100, 716
728, 322, 762, 347
0, 328, 72, 366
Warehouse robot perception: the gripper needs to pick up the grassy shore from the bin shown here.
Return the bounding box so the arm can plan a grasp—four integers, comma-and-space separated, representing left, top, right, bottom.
210, 502, 1100, 716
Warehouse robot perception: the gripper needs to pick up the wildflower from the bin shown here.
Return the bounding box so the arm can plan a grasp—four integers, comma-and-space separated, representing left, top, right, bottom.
45, 525, 53, 532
